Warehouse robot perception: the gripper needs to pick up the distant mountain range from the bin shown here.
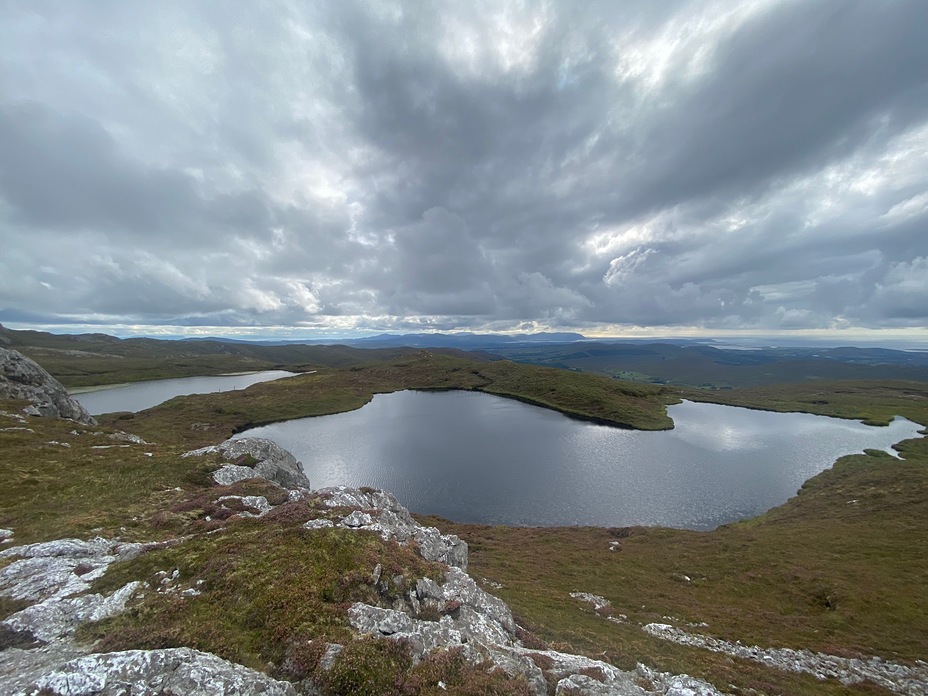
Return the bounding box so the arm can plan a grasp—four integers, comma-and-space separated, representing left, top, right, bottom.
179, 331, 728, 350
181, 331, 591, 349
3, 323, 927, 389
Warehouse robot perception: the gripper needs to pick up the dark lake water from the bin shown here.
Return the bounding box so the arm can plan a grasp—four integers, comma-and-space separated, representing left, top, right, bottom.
72, 370, 296, 414
235, 390, 922, 530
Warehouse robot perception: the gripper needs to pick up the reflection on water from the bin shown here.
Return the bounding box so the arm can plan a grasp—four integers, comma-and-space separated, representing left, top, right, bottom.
73, 370, 296, 414
235, 391, 923, 530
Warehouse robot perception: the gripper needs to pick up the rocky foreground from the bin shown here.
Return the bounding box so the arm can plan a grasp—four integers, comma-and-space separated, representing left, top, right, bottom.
0, 429, 723, 695
0, 343, 719, 693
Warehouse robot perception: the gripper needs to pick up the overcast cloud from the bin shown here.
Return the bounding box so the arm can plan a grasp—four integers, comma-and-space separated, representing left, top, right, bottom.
1, 0, 927, 338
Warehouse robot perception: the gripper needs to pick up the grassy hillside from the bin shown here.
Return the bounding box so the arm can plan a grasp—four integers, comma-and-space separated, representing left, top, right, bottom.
678, 380, 928, 427
0, 402, 520, 692
3, 375, 926, 693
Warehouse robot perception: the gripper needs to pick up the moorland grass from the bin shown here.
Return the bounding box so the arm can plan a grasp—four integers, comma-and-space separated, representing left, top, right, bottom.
80, 518, 440, 675
2, 369, 927, 694
18, 350, 279, 389
677, 379, 928, 427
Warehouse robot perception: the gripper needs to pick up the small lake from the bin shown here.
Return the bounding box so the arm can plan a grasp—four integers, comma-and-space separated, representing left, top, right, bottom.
235, 390, 923, 530
72, 370, 296, 414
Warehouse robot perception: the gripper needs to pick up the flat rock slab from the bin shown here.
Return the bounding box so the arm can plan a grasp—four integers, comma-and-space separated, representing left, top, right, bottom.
27, 648, 297, 696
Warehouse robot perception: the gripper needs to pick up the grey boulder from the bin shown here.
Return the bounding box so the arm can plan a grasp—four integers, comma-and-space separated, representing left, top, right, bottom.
0, 348, 95, 424
184, 436, 310, 490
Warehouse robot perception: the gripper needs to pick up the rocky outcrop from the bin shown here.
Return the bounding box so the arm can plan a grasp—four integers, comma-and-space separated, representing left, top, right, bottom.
0, 537, 159, 644
568, 591, 928, 695
29, 648, 297, 696
0, 455, 721, 695
0, 535, 296, 696
0, 348, 95, 424
183, 436, 310, 490
645, 623, 928, 696
314, 486, 469, 569
348, 567, 517, 659
306, 486, 723, 696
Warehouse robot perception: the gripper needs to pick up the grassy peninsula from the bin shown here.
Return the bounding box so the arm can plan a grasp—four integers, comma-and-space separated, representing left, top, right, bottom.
106, 352, 674, 448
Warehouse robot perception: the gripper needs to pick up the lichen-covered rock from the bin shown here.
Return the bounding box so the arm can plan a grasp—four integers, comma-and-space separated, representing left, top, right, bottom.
0, 537, 150, 603
0, 532, 298, 695
423, 567, 516, 636
216, 495, 273, 517
302, 519, 334, 530
27, 648, 297, 695
349, 604, 466, 655
635, 663, 728, 696
644, 622, 928, 694
0, 536, 163, 646
0, 641, 88, 695
5, 581, 142, 642
212, 463, 260, 486
0, 348, 96, 424
317, 486, 468, 570
330, 488, 727, 696
184, 437, 310, 490
108, 430, 147, 444
555, 674, 627, 695
317, 643, 343, 671
514, 648, 643, 694
350, 568, 516, 654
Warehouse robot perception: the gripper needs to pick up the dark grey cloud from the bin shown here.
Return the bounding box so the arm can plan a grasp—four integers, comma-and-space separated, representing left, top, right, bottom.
1, 0, 927, 339
623, 1, 928, 215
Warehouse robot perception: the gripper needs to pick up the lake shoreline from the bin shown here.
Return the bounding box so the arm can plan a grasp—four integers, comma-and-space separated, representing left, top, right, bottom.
73, 370, 297, 415
235, 390, 923, 531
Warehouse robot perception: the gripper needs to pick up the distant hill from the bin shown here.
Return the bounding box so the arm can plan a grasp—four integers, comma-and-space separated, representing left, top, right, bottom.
0, 324, 499, 388
494, 341, 928, 388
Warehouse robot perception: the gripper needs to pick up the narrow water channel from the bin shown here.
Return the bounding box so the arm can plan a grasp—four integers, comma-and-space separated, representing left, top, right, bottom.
72, 370, 296, 414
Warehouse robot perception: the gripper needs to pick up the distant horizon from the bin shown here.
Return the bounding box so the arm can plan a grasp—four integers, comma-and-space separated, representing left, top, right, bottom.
4, 321, 928, 350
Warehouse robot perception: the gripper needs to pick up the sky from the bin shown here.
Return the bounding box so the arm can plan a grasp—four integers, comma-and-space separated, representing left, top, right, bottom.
1, 1, 927, 342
